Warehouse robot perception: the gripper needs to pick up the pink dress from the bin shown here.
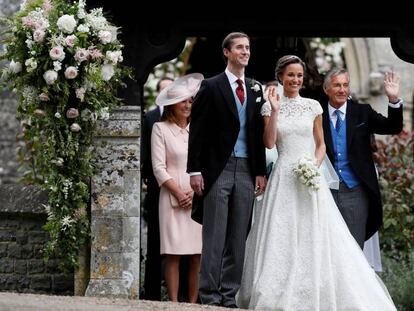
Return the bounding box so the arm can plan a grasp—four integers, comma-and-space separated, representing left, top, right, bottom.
151, 121, 202, 255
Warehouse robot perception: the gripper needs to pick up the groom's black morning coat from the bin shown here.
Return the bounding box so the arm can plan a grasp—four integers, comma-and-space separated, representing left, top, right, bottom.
187, 72, 266, 224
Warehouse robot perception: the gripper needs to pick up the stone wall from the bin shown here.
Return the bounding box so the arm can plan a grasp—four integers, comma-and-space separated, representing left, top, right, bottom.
0, 184, 74, 294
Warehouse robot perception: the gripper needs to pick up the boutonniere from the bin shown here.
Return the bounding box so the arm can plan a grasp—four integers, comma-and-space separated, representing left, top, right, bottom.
250, 79, 262, 92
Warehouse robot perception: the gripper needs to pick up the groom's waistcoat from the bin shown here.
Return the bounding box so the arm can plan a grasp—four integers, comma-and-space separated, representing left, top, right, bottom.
232, 94, 248, 158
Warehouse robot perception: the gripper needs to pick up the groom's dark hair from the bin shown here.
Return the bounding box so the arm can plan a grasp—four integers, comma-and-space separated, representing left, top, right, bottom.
221, 32, 250, 64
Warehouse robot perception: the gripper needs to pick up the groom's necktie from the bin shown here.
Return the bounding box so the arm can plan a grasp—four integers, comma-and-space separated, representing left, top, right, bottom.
335, 110, 343, 132
236, 79, 245, 104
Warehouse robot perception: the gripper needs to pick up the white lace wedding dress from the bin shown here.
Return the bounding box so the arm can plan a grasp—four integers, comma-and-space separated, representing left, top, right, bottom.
236, 96, 396, 311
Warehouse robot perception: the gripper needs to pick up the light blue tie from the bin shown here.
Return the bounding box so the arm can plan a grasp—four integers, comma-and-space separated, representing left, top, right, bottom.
335, 110, 343, 132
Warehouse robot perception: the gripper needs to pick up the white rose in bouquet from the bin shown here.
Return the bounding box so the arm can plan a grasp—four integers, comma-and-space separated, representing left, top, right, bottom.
293, 157, 321, 191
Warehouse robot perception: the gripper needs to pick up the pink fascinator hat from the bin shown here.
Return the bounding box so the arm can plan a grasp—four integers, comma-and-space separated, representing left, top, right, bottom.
156, 73, 204, 107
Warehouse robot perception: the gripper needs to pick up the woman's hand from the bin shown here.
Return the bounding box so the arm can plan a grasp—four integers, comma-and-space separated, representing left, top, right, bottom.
268, 86, 280, 113
178, 190, 193, 210
255, 176, 267, 196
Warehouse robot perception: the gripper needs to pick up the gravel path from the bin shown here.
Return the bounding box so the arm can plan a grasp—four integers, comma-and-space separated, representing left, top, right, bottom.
0, 292, 244, 311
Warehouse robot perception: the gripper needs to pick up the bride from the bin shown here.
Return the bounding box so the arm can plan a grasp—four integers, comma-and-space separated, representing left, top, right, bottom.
236, 55, 396, 310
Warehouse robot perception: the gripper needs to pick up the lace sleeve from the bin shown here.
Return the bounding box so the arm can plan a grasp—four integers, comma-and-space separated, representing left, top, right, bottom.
261, 101, 272, 117
311, 99, 323, 116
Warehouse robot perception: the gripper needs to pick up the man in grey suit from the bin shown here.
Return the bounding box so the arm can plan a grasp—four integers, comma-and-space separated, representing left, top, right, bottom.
322, 68, 403, 249
187, 32, 266, 308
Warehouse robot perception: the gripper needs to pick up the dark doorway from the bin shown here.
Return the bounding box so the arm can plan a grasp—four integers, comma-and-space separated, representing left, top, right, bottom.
187, 35, 327, 103
188, 35, 307, 83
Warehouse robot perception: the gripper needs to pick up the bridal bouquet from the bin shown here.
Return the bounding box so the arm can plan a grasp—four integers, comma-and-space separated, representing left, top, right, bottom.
1, 0, 132, 270
293, 157, 321, 191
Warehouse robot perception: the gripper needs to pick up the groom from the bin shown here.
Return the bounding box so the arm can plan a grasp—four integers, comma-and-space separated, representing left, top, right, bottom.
187, 32, 266, 307
322, 68, 403, 248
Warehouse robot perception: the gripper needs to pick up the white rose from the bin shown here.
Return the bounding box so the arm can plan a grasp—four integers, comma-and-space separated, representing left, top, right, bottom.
70, 123, 81, 132
108, 25, 118, 42
43, 70, 58, 85
77, 24, 89, 33
25, 58, 37, 72
54, 157, 64, 167
55, 112, 61, 118
25, 38, 34, 49
98, 30, 112, 44
57, 15, 77, 34
9, 60, 22, 73
106, 50, 122, 64
101, 64, 114, 81
76, 87, 86, 102
64, 66, 78, 79
49, 46, 65, 61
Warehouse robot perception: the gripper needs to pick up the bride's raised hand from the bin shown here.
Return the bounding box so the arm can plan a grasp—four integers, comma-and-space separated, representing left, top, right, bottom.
268, 85, 280, 113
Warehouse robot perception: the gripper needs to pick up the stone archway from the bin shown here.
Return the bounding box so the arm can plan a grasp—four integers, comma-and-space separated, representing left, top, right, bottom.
342, 38, 414, 129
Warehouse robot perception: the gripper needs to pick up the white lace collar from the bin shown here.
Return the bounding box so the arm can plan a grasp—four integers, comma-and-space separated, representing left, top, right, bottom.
281, 94, 301, 103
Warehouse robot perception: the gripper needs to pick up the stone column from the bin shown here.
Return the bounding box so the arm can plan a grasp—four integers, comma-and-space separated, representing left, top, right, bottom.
85, 106, 141, 299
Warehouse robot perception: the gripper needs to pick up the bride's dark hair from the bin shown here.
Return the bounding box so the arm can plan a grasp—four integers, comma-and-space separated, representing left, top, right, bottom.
275, 55, 306, 84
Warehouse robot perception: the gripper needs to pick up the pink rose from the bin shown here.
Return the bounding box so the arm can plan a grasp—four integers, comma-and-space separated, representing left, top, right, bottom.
66, 108, 79, 119
65, 35, 76, 47
49, 46, 65, 61
33, 29, 45, 43
34, 109, 46, 117
74, 49, 89, 63
64, 66, 78, 79
39, 93, 50, 101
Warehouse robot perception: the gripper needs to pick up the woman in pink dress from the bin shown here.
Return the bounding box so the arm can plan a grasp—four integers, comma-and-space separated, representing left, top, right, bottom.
151, 73, 204, 303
